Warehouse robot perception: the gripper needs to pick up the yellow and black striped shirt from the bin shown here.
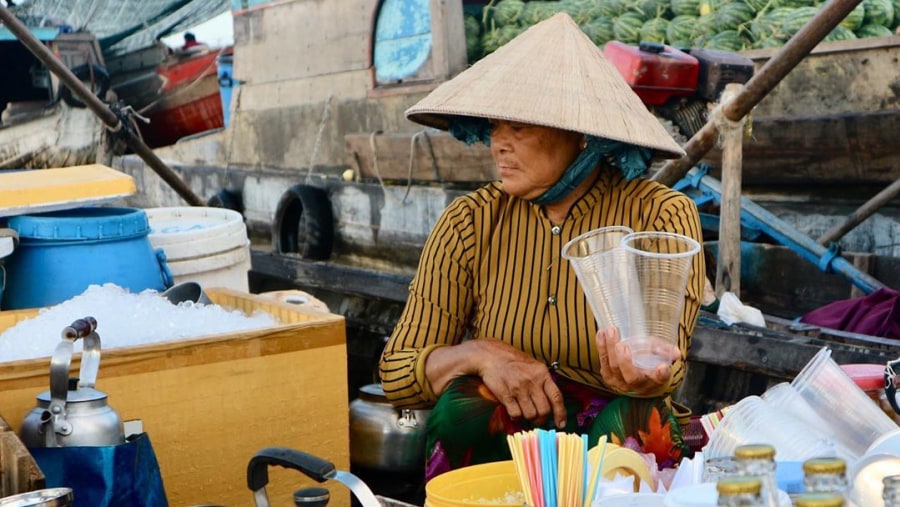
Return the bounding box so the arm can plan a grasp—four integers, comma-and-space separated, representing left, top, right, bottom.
379, 168, 706, 408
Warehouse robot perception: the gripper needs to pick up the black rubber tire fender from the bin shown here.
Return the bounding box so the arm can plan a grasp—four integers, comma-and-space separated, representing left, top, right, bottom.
206, 188, 244, 214
272, 184, 334, 260
59, 64, 110, 108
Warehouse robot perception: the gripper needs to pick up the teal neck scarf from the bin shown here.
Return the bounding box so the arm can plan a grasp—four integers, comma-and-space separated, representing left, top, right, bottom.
448, 117, 653, 205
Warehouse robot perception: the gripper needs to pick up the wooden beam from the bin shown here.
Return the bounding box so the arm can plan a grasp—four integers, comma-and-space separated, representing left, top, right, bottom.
715, 84, 745, 298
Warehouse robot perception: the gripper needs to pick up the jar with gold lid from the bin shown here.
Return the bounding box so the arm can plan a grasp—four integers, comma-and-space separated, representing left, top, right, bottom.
793, 492, 844, 507
717, 475, 764, 506
733, 444, 778, 507
803, 457, 847, 495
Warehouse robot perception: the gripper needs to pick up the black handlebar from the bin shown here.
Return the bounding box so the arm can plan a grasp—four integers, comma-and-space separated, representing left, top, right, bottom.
247, 447, 336, 492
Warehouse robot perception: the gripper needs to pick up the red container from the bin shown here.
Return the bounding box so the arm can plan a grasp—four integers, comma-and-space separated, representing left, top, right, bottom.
603, 41, 700, 106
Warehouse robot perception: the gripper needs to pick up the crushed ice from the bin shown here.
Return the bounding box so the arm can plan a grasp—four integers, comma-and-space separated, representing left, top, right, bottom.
0, 284, 279, 362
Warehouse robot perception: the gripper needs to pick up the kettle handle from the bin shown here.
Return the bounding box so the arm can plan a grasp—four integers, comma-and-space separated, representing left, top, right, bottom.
247, 447, 335, 491
49, 317, 101, 407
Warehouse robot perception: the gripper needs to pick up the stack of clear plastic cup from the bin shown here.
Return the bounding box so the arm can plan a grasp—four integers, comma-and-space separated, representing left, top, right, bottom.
615, 231, 700, 370
704, 395, 837, 462
762, 382, 854, 462
561, 226, 634, 331
791, 347, 899, 461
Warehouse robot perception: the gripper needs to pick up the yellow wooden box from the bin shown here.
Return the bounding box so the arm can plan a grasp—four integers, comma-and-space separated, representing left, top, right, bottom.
0, 288, 350, 507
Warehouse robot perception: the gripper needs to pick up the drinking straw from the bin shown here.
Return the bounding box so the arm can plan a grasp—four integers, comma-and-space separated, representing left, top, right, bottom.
508, 434, 535, 507
539, 429, 557, 507
584, 436, 608, 507
581, 434, 589, 506
526, 431, 545, 507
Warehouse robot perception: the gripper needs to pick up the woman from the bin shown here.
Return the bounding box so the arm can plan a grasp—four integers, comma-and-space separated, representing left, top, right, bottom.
379, 13, 705, 481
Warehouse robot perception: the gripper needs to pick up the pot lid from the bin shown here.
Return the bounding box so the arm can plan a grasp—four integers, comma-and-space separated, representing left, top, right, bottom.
36, 386, 108, 404
358, 383, 388, 402
0, 487, 73, 507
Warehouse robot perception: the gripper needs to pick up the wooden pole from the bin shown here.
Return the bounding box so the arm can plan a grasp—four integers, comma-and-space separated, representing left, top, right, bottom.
817, 177, 900, 246
652, 0, 865, 187
715, 83, 745, 298
0, 6, 206, 207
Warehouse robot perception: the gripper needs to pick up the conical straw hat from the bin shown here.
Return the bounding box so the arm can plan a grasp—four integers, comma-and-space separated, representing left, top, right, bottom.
406, 12, 685, 158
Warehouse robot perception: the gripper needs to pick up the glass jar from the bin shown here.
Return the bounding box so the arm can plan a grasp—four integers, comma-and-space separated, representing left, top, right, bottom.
884, 474, 900, 507
803, 457, 847, 495
717, 475, 764, 506
793, 492, 844, 507
733, 444, 778, 507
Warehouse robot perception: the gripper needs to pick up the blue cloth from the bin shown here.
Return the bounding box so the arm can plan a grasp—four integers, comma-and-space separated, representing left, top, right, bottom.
30, 433, 168, 507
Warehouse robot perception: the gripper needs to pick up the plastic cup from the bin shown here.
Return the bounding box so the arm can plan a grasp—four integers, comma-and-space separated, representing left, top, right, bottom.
703, 396, 837, 462
561, 226, 634, 330
792, 347, 899, 461
615, 231, 700, 370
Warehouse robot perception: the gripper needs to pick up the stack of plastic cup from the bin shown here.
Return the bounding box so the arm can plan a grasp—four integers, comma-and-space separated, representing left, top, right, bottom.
791, 347, 899, 461
561, 226, 634, 331
615, 231, 700, 370
703, 396, 837, 462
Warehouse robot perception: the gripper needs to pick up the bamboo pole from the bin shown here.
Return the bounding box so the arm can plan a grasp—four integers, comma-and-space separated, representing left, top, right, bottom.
0, 6, 205, 207
817, 177, 900, 246
715, 84, 745, 298
652, 0, 865, 187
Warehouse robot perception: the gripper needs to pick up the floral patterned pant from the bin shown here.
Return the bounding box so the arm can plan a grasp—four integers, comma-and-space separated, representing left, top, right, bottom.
425, 374, 689, 482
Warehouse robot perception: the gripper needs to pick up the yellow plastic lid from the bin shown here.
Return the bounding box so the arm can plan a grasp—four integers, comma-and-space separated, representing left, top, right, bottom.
716, 476, 762, 496
803, 457, 846, 475
0, 164, 136, 217
734, 443, 776, 461
793, 492, 845, 507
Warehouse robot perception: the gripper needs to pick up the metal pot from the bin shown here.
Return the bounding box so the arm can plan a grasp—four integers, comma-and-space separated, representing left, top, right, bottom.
20, 317, 124, 448
0, 488, 73, 507
349, 384, 429, 472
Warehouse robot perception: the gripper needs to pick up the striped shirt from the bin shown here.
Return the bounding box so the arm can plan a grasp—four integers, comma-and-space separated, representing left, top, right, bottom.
379, 167, 706, 408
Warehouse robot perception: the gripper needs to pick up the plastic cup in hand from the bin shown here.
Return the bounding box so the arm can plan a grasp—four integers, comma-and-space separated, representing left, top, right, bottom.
616, 231, 700, 370
561, 226, 634, 330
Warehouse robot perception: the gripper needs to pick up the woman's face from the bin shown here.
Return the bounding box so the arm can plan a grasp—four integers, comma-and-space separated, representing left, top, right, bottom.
489, 120, 583, 200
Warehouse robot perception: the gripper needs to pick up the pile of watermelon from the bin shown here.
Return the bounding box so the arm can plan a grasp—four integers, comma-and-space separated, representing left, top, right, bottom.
465, 0, 898, 59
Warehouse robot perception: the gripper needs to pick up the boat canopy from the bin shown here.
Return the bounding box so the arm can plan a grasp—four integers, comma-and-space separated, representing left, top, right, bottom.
6, 0, 228, 56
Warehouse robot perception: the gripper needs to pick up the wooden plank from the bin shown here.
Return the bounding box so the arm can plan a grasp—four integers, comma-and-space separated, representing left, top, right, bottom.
0, 424, 46, 497
701, 110, 900, 186
715, 84, 744, 298
346, 131, 496, 182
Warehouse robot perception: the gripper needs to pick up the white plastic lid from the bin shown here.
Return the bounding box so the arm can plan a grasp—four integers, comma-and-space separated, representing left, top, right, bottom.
145, 207, 246, 246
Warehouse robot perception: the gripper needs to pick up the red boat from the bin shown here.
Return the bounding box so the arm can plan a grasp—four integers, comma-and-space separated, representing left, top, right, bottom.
135, 48, 228, 148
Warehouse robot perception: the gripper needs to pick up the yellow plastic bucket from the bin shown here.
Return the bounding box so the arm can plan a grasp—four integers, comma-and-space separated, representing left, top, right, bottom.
425, 460, 523, 507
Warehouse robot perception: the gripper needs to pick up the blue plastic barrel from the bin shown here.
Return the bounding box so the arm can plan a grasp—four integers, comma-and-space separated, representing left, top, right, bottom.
3, 207, 173, 310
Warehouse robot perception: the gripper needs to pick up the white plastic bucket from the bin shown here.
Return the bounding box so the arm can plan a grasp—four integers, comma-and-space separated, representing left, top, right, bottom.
145, 207, 251, 292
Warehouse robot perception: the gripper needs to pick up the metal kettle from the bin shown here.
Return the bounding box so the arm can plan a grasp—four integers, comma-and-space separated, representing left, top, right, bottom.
348, 383, 429, 472
20, 317, 125, 448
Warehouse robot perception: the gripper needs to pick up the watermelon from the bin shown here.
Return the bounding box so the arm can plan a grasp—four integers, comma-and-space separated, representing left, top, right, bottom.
640, 17, 670, 41
465, 14, 483, 63
856, 22, 895, 36
776, 0, 815, 9
598, 0, 627, 19
751, 35, 787, 48
703, 29, 747, 50
667, 14, 701, 42
560, 0, 596, 25
629, 0, 674, 19
581, 17, 617, 46
750, 6, 793, 40
490, 0, 526, 26
694, 12, 720, 40
671, 0, 703, 16
522, 1, 562, 25
839, 3, 867, 31
782, 6, 820, 37
743, 0, 772, 14
613, 12, 647, 43
862, 0, 894, 29
699, 0, 731, 16
714, 1, 757, 31
481, 25, 523, 54
824, 25, 858, 41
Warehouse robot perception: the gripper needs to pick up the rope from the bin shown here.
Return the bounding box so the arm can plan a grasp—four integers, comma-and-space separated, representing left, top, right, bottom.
708, 88, 750, 149
368, 130, 412, 206
304, 93, 334, 184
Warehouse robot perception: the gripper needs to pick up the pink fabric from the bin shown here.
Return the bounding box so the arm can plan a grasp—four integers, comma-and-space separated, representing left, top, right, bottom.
800, 287, 900, 339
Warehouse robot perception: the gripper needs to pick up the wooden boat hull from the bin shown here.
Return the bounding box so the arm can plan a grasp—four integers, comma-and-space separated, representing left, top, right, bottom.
136, 51, 224, 148
0, 102, 102, 169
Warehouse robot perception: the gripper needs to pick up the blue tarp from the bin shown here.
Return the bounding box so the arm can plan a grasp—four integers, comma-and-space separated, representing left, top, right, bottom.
6, 0, 228, 56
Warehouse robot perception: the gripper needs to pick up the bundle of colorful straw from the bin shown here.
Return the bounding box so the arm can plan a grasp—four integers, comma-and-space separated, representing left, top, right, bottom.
506, 429, 609, 507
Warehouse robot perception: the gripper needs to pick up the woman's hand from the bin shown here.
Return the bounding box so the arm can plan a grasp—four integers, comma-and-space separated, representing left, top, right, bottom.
595, 325, 679, 395
474, 340, 567, 428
